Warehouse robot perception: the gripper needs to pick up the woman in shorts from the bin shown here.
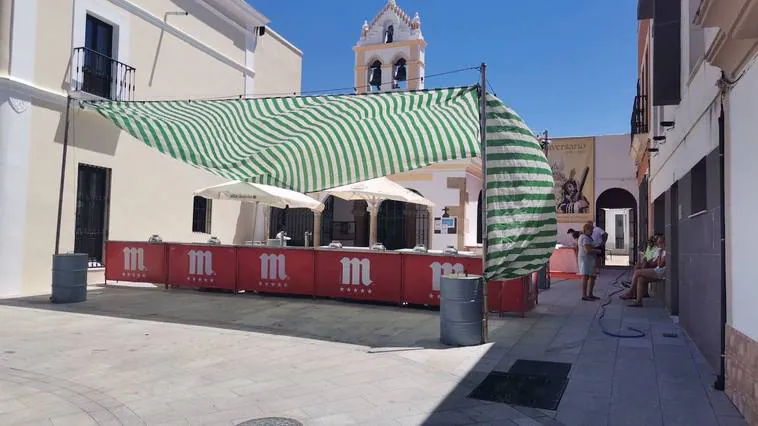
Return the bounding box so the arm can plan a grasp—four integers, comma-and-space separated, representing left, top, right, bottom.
577, 223, 600, 301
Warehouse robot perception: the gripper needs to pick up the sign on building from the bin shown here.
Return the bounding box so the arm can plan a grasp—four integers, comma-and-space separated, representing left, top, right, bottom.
548, 137, 596, 223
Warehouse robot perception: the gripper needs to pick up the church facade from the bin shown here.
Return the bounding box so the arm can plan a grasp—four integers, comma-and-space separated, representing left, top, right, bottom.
270, 1, 483, 252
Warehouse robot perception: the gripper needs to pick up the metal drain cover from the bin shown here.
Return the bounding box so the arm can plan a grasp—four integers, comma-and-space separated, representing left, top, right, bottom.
235, 418, 303, 426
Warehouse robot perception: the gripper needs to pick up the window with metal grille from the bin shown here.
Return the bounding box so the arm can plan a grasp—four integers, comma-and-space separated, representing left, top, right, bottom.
192, 196, 212, 234
74, 164, 111, 267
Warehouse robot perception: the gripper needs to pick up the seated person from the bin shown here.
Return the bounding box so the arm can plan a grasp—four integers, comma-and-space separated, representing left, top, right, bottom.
620, 234, 661, 300
628, 235, 666, 307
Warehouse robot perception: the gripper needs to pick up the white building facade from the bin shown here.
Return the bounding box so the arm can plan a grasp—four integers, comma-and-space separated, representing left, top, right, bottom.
632, 0, 758, 420
0, 0, 302, 297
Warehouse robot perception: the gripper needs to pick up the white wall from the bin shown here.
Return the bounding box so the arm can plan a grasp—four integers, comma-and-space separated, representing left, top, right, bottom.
395, 171, 464, 250
595, 134, 638, 202
725, 56, 758, 342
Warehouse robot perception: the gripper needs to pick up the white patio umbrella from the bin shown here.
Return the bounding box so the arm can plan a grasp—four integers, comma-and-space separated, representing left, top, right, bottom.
195, 181, 324, 243
320, 177, 434, 247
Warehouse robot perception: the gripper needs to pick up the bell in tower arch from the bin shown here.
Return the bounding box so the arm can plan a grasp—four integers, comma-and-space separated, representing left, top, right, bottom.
384, 25, 394, 44
369, 61, 382, 91
393, 58, 407, 89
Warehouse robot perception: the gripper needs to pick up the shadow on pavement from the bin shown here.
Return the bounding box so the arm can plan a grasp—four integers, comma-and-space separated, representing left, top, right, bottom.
0, 284, 456, 350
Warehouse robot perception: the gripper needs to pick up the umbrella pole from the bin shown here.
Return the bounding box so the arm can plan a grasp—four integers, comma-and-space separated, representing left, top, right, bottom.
251, 201, 259, 243
479, 63, 489, 343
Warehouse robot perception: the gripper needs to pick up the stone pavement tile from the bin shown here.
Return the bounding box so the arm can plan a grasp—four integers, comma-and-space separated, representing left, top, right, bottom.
455, 402, 524, 422
717, 415, 749, 426
707, 388, 745, 419
0, 397, 27, 414
570, 360, 615, 379
564, 374, 614, 396
301, 396, 376, 419
256, 392, 329, 414
186, 405, 264, 426
16, 420, 53, 426
511, 418, 544, 426
346, 400, 438, 423
397, 409, 474, 425
607, 401, 662, 426
660, 398, 719, 426
49, 412, 98, 426
308, 413, 356, 426
557, 390, 610, 426
657, 377, 708, 401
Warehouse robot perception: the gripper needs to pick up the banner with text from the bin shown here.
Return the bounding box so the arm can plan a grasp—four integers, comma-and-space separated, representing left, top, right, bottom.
548, 137, 595, 223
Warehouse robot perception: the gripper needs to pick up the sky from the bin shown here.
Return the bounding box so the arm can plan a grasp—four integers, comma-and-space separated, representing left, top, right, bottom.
248, 0, 638, 138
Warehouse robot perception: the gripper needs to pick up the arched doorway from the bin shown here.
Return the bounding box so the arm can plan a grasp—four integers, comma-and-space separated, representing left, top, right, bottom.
595, 188, 637, 266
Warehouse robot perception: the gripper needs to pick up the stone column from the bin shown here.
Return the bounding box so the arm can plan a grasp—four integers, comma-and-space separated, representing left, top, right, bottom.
313, 211, 322, 248
368, 201, 380, 247
0, 0, 11, 76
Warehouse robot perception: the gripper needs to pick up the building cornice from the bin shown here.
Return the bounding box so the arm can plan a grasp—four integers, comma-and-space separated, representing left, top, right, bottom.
0, 75, 67, 106
266, 27, 303, 56
193, 0, 269, 31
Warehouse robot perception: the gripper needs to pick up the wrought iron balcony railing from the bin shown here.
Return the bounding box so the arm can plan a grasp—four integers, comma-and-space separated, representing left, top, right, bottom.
631, 94, 648, 137
71, 47, 135, 101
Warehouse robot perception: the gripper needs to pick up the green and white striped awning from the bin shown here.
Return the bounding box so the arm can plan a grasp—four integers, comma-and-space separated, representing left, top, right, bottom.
484, 94, 556, 279
83, 86, 555, 280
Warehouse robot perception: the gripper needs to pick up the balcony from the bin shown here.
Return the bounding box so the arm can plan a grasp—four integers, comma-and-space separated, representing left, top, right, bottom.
70, 47, 136, 101
695, 0, 758, 78
630, 94, 649, 162
631, 94, 648, 136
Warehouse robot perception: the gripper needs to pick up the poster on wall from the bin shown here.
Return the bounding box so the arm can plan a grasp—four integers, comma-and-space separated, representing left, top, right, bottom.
434, 217, 457, 234
548, 137, 595, 223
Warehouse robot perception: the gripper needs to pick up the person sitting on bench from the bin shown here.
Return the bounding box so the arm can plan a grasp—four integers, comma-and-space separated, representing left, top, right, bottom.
628, 235, 666, 307
620, 234, 662, 300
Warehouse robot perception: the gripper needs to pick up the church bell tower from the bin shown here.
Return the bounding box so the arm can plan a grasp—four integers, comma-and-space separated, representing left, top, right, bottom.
354, 0, 426, 94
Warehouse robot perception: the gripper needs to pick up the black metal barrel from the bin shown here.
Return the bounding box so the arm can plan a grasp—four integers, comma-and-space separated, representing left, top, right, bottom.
51, 253, 88, 303
440, 275, 484, 346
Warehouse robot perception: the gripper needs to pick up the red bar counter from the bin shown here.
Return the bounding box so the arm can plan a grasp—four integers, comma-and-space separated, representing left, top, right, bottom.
400, 252, 483, 307
167, 244, 237, 291
315, 249, 402, 304
105, 241, 168, 284
237, 246, 315, 296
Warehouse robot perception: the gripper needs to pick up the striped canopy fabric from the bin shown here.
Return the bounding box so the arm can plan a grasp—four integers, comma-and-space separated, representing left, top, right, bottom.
84, 87, 481, 192
484, 94, 556, 279
83, 86, 555, 280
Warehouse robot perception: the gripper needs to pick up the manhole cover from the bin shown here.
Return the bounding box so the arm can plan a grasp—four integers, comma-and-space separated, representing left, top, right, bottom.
235, 418, 303, 426
468, 371, 569, 410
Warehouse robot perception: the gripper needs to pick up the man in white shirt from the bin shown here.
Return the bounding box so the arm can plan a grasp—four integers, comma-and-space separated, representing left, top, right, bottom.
587, 221, 608, 269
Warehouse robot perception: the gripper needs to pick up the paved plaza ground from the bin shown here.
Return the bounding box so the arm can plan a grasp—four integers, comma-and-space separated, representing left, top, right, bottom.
0, 271, 747, 426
